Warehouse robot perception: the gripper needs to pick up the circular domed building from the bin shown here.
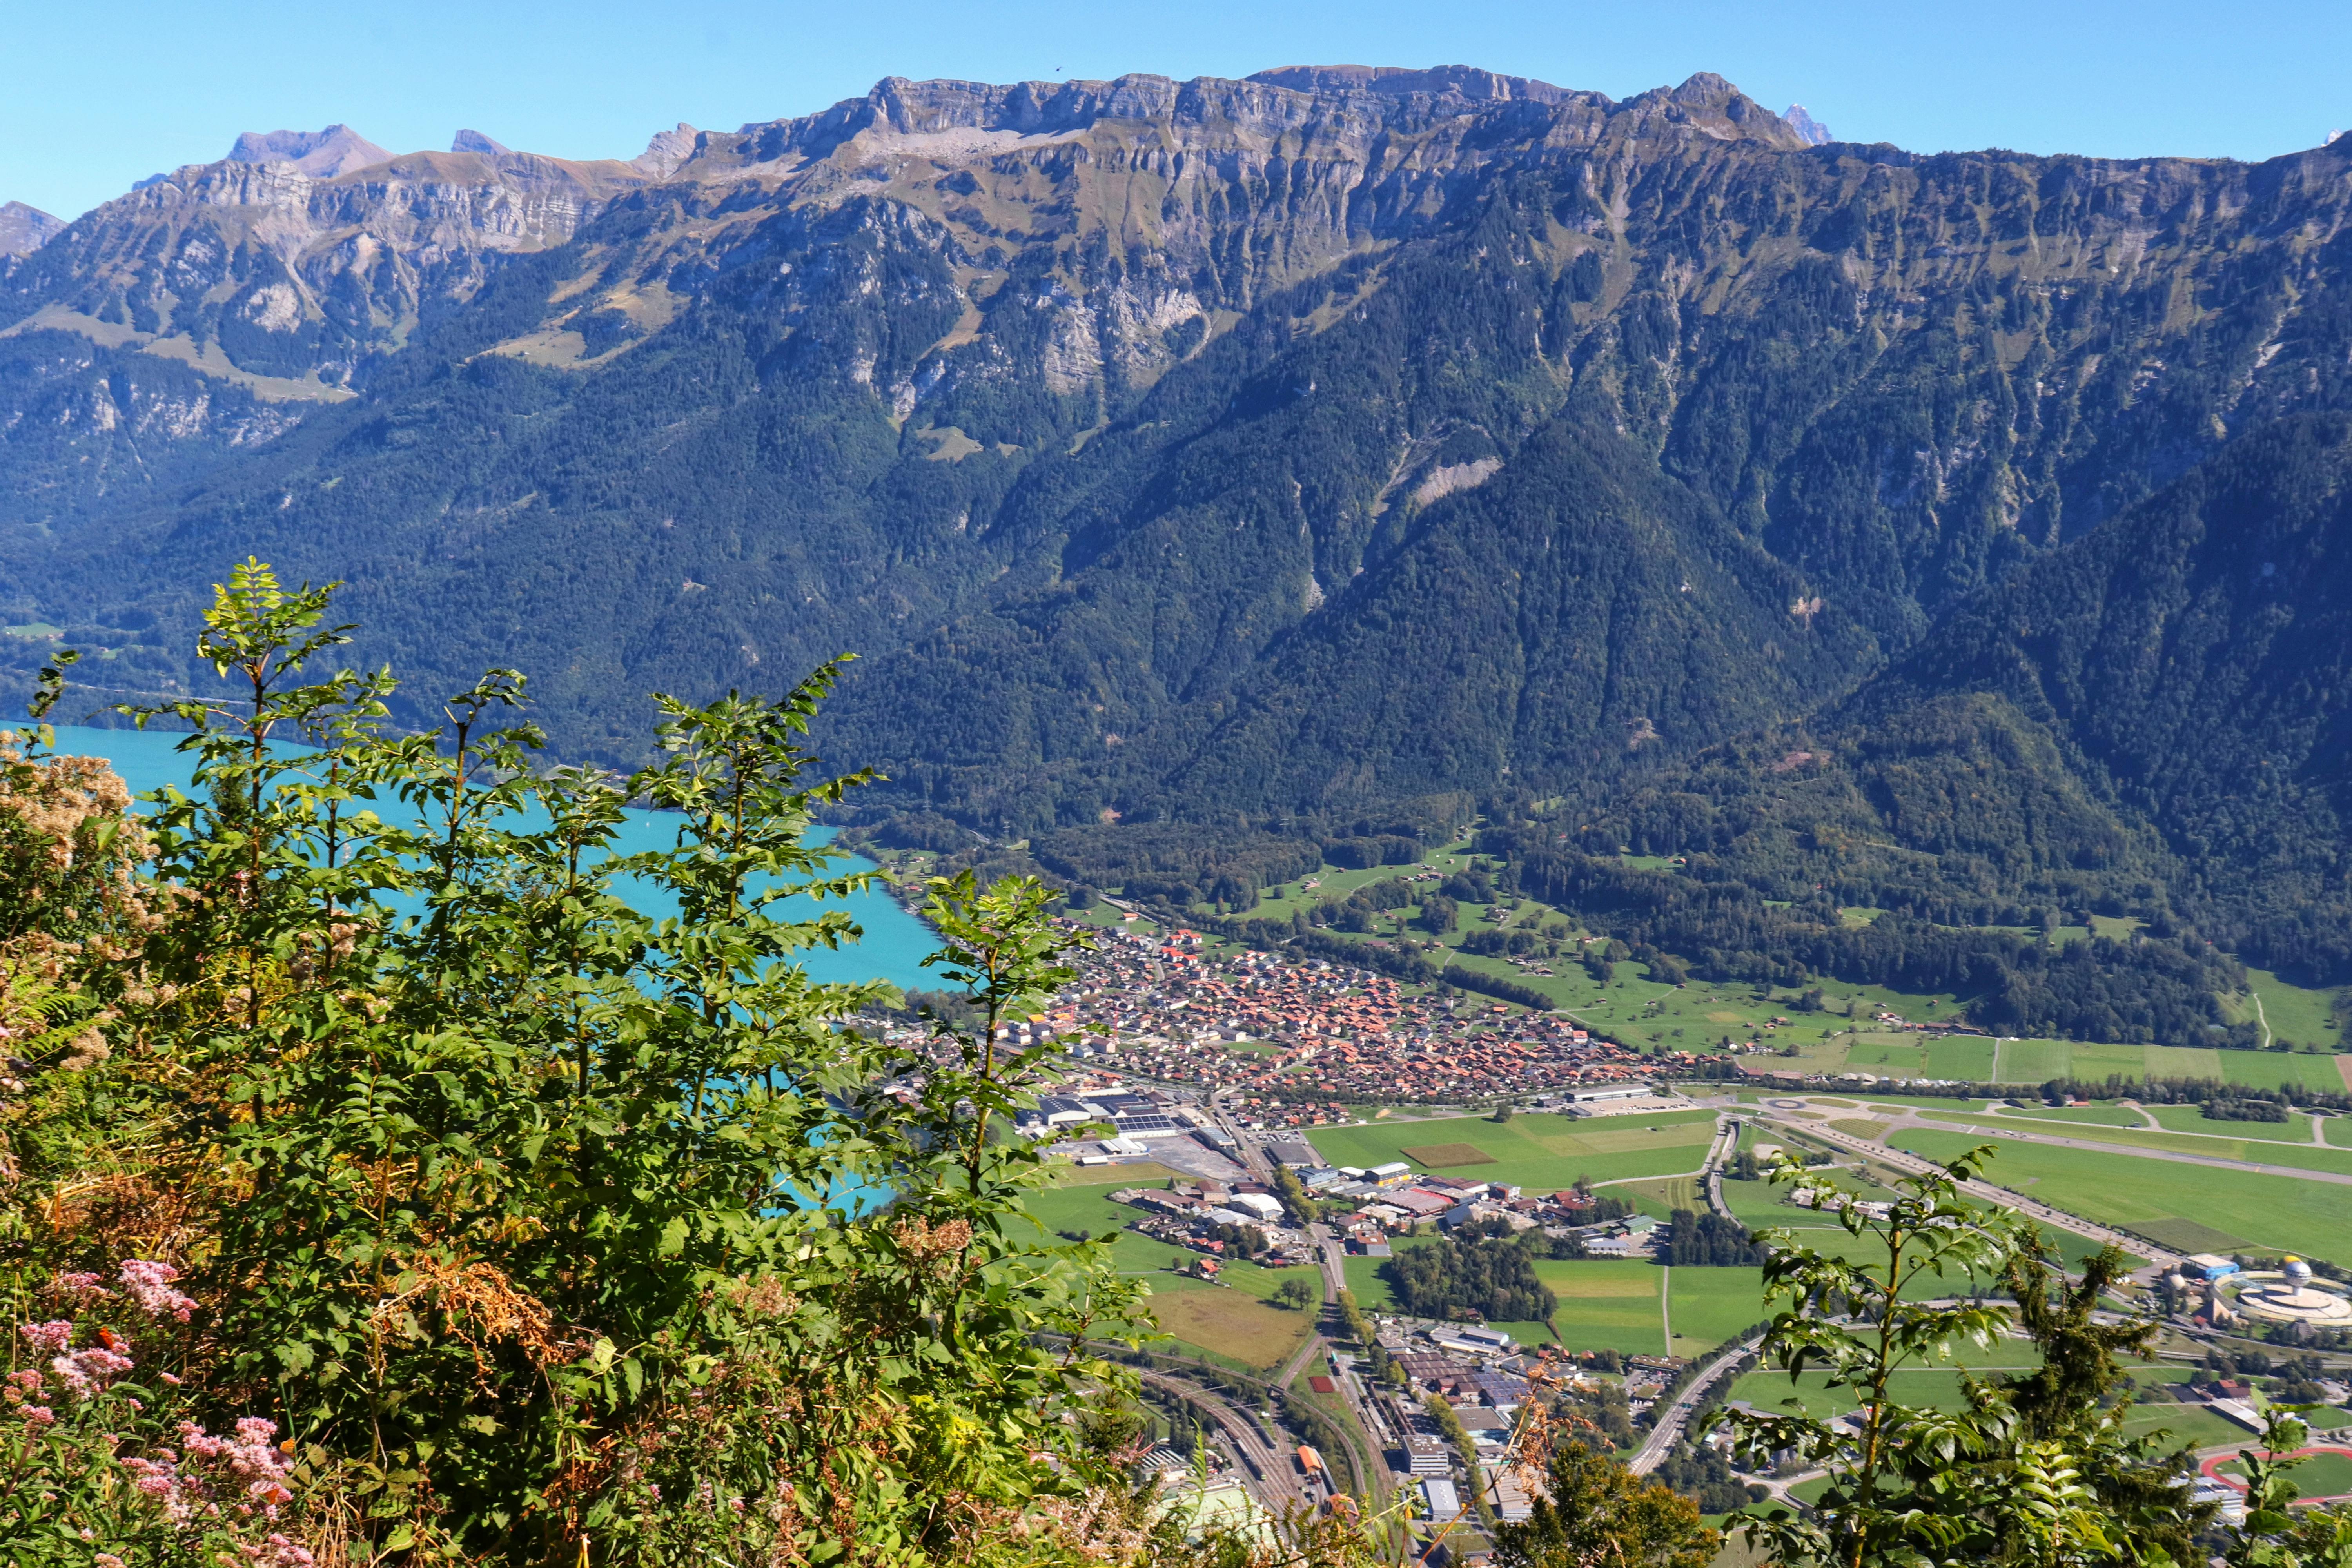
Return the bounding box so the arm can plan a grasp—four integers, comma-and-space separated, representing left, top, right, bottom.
2227, 1257, 2352, 1325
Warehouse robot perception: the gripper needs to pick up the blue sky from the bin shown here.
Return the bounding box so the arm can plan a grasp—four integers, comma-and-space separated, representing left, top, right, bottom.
6, 0, 2343, 220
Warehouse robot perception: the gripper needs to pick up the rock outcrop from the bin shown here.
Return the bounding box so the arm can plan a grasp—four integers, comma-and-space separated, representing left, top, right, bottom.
0, 201, 61, 256
1781, 104, 1833, 145
226, 125, 396, 177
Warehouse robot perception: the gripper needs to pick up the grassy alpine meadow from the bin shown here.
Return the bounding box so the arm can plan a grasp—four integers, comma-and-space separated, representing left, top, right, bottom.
2221, 968, 2348, 1053
1893, 1127, 2352, 1266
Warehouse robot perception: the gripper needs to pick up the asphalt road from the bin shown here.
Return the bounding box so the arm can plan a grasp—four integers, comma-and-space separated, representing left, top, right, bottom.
1629, 1333, 1764, 1475
1901, 1108, 2352, 1188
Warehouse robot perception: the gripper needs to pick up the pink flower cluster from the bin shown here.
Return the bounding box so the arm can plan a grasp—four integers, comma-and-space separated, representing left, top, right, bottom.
122, 1417, 301, 1528
44, 1259, 196, 1320
4, 1367, 54, 1426
16, 1319, 132, 1401
20, 1319, 73, 1354
117, 1259, 198, 1323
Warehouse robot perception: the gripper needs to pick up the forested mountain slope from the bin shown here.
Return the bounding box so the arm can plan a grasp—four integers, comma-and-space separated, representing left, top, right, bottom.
2, 65, 2351, 879
1564, 414, 2352, 980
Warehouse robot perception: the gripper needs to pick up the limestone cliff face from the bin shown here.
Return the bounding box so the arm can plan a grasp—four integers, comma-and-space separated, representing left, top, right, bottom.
0, 141, 656, 394
0, 70, 1818, 404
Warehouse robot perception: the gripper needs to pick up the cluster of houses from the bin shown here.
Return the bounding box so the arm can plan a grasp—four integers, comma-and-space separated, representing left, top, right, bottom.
1264, 1142, 1668, 1256
1046, 927, 1706, 1107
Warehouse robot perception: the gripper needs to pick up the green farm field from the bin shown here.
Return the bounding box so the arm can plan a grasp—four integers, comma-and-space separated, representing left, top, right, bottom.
1304, 1109, 1718, 1191
1994, 1105, 2152, 1129
1740, 1039, 2349, 1097
1891, 1127, 2352, 1266
1538, 1259, 1670, 1357
1145, 1278, 1316, 1372
2139, 1105, 2323, 1143
1728, 1362, 2035, 1421
1668, 1267, 1767, 1356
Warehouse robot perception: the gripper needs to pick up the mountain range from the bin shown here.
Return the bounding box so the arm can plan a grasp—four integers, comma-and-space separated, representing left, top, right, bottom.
0, 64, 2347, 985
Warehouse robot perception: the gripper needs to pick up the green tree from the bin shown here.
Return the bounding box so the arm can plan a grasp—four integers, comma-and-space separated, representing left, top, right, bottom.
1274, 1277, 1317, 1311
1724, 1146, 2207, 1568
8, 563, 1159, 1565
1495, 1440, 1718, 1568
2227, 1411, 2352, 1568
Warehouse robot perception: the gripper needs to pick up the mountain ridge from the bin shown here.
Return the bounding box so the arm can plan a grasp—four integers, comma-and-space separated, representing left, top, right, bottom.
0, 65, 2346, 987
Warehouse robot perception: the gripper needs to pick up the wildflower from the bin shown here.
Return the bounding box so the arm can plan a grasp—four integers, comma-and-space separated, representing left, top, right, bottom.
180, 1417, 297, 1516
123, 1452, 189, 1521
120, 1259, 198, 1323
20, 1319, 73, 1354
22, 1405, 54, 1426
96, 1557, 126, 1568
56, 1270, 113, 1296
52, 1344, 135, 1396
159, 1372, 183, 1386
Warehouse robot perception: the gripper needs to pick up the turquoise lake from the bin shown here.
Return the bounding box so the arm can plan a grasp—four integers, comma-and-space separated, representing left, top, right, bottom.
29, 723, 941, 992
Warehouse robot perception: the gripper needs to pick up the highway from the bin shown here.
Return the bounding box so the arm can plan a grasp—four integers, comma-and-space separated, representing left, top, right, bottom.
1702, 1112, 1740, 1220
1628, 1333, 1763, 1475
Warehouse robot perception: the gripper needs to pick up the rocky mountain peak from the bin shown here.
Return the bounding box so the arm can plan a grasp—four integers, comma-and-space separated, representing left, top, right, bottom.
632, 123, 702, 176
0, 201, 62, 257
1782, 104, 1834, 145
224, 125, 394, 178
451, 129, 512, 156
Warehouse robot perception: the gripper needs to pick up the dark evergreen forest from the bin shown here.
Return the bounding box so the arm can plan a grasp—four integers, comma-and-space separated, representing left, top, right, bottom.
1380, 1235, 1560, 1325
